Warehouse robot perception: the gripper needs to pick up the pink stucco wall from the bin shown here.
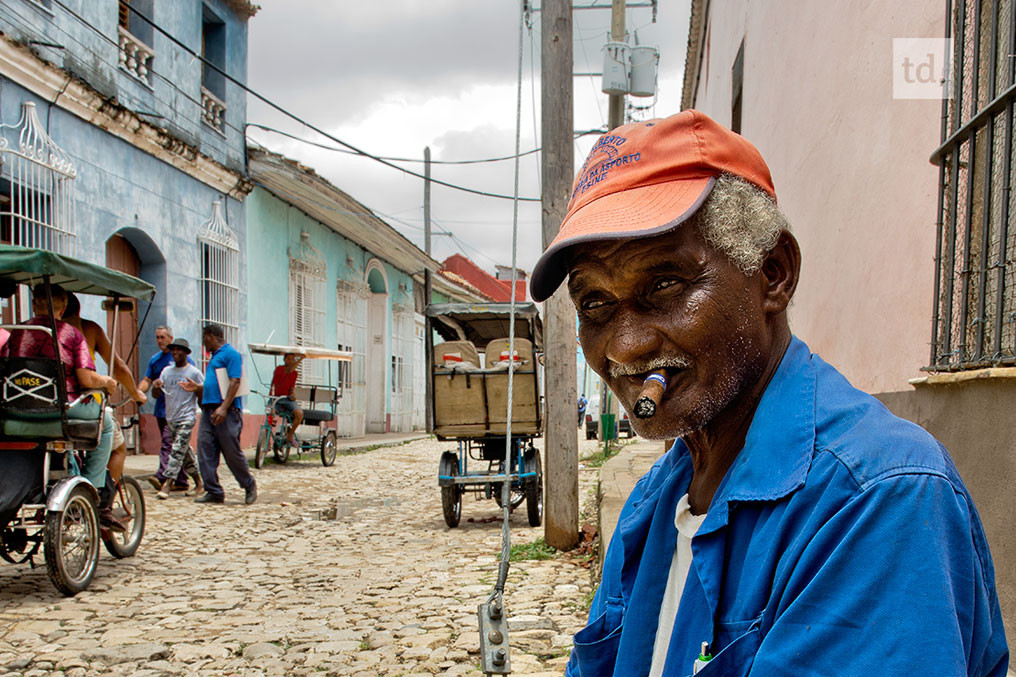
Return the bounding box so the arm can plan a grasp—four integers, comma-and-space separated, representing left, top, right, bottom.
690, 3, 945, 394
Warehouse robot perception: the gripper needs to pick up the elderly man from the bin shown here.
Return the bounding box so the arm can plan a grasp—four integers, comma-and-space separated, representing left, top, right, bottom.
530, 111, 1009, 676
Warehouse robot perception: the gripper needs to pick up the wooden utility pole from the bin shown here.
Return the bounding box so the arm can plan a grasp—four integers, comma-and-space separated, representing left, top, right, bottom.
541, 0, 579, 551
423, 147, 433, 432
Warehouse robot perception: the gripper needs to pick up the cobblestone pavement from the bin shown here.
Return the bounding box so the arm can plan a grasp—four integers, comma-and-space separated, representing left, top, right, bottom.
0, 436, 604, 676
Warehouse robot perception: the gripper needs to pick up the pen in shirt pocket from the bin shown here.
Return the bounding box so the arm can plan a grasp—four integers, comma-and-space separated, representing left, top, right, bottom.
693, 641, 712, 674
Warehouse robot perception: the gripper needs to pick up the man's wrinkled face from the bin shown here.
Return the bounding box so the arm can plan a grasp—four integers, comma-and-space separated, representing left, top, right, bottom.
567, 225, 770, 440
155, 329, 172, 352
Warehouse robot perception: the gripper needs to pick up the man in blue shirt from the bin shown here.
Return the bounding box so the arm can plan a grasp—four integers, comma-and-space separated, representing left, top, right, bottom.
529, 110, 1008, 676
183, 323, 256, 505
138, 325, 194, 492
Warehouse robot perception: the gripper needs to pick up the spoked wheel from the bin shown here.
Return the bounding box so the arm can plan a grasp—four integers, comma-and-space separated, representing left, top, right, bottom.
273, 436, 290, 464
524, 448, 543, 527
440, 451, 461, 528
102, 476, 145, 559
493, 484, 526, 511
255, 426, 271, 469
320, 430, 338, 467
44, 483, 100, 596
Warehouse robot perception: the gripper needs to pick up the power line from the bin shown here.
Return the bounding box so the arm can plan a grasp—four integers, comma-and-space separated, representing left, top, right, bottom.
246, 122, 605, 165
49, 0, 542, 203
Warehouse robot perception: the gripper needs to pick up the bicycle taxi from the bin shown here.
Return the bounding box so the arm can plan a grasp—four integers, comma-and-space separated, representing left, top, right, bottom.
0, 245, 151, 595
248, 343, 352, 468
427, 302, 544, 528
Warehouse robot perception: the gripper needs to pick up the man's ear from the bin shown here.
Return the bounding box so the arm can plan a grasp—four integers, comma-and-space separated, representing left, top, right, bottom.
759, 230, 800, 315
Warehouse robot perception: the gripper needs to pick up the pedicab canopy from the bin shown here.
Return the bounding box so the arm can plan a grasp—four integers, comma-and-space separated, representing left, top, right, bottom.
0, 245, 156, 300
248, 343, 353, 361
425, 302, 543, 351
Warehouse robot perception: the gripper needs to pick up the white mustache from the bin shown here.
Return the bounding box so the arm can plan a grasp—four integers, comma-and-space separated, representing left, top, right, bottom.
608, 356, 691, 380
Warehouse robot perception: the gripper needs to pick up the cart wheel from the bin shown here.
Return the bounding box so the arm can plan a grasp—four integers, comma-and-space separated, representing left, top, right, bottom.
493, 484, 526, 511
273, 437, 290, 464
44, 483, 100, 596
320, 430, 338, 467
255, 426, 271, 469
102, 476, 145, 559
524, 449, 543, 527
440, 451, 461, 528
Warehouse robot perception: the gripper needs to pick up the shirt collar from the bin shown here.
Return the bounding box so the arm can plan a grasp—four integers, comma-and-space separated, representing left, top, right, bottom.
699, 335, 816, 530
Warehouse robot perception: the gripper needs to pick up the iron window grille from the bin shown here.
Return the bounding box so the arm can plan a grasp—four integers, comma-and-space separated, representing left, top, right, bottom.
930, 0, 1016, 370
0, 102, 76, 255
197, 200, 239, 368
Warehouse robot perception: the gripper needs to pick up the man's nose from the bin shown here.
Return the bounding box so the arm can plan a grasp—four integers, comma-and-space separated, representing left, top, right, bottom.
604, 304, 661, 366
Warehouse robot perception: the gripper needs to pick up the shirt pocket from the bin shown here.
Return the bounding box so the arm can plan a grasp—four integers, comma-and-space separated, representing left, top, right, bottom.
690, 620, 762, 677
571, 597, 624, 677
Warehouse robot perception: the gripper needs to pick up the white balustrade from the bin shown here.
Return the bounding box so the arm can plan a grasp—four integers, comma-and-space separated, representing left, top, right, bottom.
117, 26, 154, 87
201, 87, 227, 135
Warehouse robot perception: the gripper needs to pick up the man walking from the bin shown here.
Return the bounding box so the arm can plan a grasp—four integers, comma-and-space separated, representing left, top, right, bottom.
138, 325, 194, 492
153, 338, 203, 499
184, 323, 256, 505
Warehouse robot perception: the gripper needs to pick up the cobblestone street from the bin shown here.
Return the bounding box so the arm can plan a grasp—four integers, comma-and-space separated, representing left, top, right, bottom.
0, 436, 602, 676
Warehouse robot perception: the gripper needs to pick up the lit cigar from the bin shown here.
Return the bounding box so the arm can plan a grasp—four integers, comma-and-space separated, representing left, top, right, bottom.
634, 370, 668, 419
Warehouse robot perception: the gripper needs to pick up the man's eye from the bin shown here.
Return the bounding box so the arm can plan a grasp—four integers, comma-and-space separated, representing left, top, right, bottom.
653, 278, 682, 292
581, 298, 606, 311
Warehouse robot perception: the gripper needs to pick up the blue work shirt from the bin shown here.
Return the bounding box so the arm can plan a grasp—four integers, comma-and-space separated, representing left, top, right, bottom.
145, 350, 195, 418
201, 342, 243, 410
568, 337, 1008, 676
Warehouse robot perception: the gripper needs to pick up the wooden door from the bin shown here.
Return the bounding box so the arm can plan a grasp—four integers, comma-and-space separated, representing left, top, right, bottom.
105, 235, 141, 424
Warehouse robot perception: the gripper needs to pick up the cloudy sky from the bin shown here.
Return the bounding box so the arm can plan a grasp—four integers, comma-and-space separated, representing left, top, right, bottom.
246, 1, 691, 277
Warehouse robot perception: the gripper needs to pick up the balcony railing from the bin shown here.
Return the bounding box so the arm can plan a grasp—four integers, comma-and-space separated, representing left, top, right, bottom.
117, 26, 154, 87
201, 87, 227, 136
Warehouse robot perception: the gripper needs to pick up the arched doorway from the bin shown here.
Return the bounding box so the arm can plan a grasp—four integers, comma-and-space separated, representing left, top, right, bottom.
105, 228, 166, 454
105, 234, 142, 434
365, 260, 388, 434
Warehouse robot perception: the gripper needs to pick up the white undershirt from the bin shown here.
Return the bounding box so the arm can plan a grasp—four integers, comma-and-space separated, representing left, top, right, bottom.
649, 494, 708, 677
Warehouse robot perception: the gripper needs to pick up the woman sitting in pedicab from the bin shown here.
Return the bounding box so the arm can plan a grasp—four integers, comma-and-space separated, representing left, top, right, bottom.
2, 283, 124, 531
0, 245, 152, 596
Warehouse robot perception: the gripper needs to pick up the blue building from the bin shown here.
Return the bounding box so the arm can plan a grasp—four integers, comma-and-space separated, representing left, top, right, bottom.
246, 148, 485, 437
0, 0, 257, 449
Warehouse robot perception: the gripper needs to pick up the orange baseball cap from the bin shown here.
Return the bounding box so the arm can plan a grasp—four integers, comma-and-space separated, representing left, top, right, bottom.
529, 110, 776, 302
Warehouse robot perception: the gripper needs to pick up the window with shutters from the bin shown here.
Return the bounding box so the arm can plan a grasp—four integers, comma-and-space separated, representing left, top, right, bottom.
336, 278, 368, 437
389, 303, 415, 432
289, 233, 326, 384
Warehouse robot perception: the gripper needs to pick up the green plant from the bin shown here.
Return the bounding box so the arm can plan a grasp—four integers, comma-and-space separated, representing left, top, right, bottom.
508, 537, 558, 562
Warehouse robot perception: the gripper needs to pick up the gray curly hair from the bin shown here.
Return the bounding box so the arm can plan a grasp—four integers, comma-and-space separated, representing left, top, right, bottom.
691, 173, 790, 274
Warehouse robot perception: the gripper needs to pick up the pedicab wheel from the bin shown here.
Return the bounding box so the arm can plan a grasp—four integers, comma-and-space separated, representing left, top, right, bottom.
273, 439, 290, 464
320, 430, 338, 467
524, 449, 543, 528
440, 451, 461, 528
102, 476, 146, 559
493, 484, 526, 511
255, 427, 271, 469
44, 483, 100, 596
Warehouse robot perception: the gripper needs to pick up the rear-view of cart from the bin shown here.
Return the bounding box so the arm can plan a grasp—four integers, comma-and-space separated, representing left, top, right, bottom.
427, 303, 543, 528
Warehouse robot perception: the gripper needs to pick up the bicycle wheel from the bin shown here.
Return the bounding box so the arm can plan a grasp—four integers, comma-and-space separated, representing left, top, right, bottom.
102, 476, 146, 558
255, 426, 271, 468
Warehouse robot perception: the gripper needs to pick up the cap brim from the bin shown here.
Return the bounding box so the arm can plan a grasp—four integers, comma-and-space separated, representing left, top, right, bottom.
529, 176, 716, 302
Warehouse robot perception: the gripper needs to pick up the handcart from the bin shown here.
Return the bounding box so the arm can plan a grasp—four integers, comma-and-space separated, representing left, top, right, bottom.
427, 302, 543, 528
248, 343, 352, 468
0, 245, 151, 595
